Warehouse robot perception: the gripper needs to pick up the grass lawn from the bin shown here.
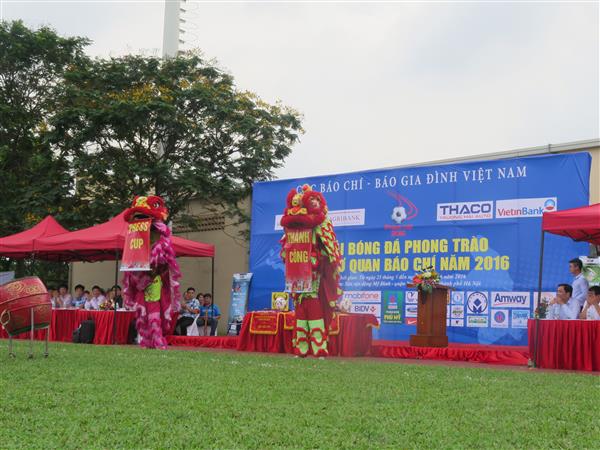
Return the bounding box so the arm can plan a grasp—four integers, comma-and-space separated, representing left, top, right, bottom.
0, 340, 599, 449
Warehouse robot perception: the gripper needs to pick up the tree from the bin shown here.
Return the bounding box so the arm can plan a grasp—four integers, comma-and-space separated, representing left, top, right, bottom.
0, 20, 90, 279
51, 53, 303, 229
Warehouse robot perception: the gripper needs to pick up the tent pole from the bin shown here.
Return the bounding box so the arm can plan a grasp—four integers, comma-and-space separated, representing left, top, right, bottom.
112, 250, 119, 345
533, 230, 546, 368
211, 257, 215, 300
30, 252, 36, 276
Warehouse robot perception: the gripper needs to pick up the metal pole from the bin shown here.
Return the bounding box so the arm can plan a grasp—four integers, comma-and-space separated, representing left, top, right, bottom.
29, 307, 34, 359
211, 257, 214, 300
533, 230, 546, 368
112, 250, 119, 345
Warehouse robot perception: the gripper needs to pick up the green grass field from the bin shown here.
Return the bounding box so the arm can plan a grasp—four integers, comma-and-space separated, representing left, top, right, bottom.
0, 340, 598, 449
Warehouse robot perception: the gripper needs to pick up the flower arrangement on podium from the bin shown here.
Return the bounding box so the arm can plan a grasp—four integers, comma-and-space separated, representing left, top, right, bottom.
411, 267, 440, 294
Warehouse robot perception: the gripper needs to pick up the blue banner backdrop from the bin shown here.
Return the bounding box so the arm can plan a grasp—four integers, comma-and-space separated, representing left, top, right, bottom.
249, 153, 591, 346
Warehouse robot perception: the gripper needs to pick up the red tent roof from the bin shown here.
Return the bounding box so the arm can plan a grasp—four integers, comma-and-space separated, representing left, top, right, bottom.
34, 210, 215, 261
0, 216, 69, 258
542, 203, 600, 245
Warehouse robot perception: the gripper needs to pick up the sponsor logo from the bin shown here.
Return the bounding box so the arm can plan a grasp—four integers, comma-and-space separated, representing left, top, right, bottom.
342, 291, 381, 304
383, 291, 403, 323
467, 316, 489, 328
495, 197, 558, 219
437, 201, 494, 221
405, 317, 417, 325
451, 305, 465, 319
491, 309, 509, 328
275, 209, 365, 230
405, 305, 418, 317
351, 303, 381, 318
384, 193, 418, 237
512, 310, 530, 328
405, 291, 419, 304
450, 318, 464, 327
491, 292, 530, 308
467, 291, 488, 315
451, 291, 465, 305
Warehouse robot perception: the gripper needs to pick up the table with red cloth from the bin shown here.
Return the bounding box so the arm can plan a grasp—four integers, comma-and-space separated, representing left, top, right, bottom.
0, 309, 136, 345
237, 311, 379, 356
528, 319, 600, 371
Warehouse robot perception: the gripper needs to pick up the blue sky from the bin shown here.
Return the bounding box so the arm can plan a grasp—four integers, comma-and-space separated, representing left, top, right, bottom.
2, 1, 598, 179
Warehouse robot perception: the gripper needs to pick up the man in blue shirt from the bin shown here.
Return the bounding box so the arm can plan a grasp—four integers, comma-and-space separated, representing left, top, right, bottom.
72, 284, 86, 309
197, 293, 221, 336
569, 258, 589, 310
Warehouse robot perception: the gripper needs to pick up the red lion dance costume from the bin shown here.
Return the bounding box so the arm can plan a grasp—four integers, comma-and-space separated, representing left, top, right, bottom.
122, 196, 181, 349
280, 186, 343, 357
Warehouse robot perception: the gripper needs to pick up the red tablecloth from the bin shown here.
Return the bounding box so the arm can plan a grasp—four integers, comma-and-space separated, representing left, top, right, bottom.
0, 309, 136, 345
237, 311, 379, 356
528, 319, 600, 371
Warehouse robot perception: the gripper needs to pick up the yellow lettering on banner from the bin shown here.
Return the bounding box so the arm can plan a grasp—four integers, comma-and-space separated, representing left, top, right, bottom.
384, 257, 409, 272
348, 258, 381, 273
130, 238, 144, 250
288, 250, 309, 263
287, 231, 311, 244
440, 255, 470, 271
413, 256, 437, 271
452, 237, 488, 253
128, 222, 149, 233
404, 239, 449, 254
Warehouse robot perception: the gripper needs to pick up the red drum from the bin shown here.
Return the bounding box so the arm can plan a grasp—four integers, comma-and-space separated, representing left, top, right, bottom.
0, 277, 51, 337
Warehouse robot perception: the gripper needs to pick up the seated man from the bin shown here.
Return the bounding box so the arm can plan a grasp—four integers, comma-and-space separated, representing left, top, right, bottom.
547, 284, 579, 320
85, 285, 105, 310
579, 286, 600, 320
175, 287, 200, 336
197, 293, 221, 336
58, 284, 73, 308
72, 284, 86, 309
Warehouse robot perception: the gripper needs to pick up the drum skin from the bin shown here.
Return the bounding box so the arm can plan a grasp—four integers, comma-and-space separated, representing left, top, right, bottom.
0, 277, 51, 336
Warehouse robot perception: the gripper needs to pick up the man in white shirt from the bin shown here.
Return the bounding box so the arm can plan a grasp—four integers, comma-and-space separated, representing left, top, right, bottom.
579, 286, 600, 320
58, 284, 73, 308
569, 258, 589, 310
84, 285, 105, 310
547, 284, 579, 320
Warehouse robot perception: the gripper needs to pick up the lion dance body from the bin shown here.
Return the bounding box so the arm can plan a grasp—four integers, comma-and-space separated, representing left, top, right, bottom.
280, 186, 343, 357
122, 196, 181, 349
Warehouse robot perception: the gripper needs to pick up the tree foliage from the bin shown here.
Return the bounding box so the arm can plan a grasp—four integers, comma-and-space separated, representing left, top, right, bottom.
0, 20, 302, 281
51, 53, 303, 226
0, 20, 89, 279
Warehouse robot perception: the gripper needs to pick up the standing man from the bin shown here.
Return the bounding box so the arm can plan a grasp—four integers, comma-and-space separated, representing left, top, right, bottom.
175, 287, 199, 335
197, 293, 221, 336
569, 258, 589, 310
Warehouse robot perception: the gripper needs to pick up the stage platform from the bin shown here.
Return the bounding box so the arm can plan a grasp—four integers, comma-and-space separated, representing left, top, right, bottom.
166, 335, 529, 366
371, 341, 529, 366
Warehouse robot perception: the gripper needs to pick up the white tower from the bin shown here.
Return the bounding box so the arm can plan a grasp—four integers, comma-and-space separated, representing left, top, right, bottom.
162, 0, 183, 58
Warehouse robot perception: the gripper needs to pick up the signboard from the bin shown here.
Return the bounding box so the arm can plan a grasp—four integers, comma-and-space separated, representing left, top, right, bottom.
228, 273, 252, 328
121, 219, 152, 271
283, 228, 313, 292
249, 153, 591, 346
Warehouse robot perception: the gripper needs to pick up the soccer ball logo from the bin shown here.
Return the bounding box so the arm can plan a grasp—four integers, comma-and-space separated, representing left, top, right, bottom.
391, 206, 407, 224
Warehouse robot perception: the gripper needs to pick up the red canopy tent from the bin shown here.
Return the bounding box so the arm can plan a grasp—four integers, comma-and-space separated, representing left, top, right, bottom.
533, 203, 600, 366
0, 216, 69, 258
34, 210, 215, 261
542, 203, 600, 245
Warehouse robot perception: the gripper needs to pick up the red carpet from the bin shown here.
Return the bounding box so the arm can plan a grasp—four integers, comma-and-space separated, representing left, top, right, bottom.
166, 335, 529, 366
371, 340, 529, 366
166, 335, 239, 349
